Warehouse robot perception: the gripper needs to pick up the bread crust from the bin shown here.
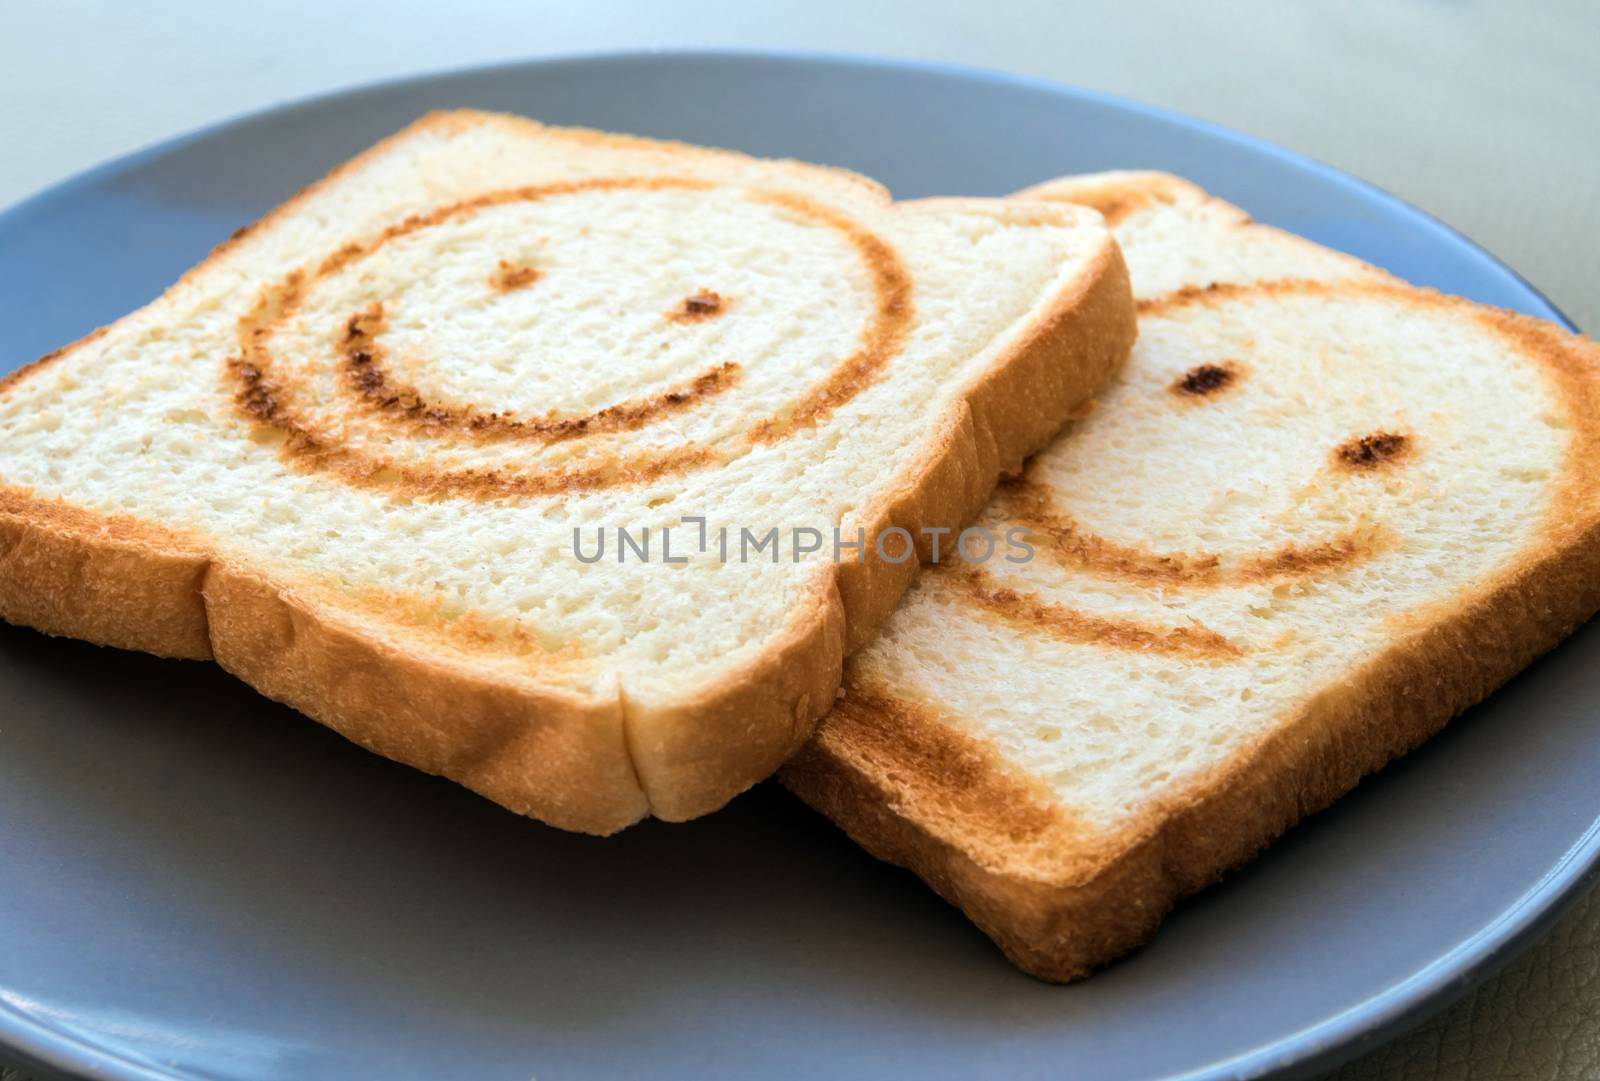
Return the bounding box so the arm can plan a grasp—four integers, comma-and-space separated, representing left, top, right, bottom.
0, 112, 1136, 833
783, 275, 1600, 979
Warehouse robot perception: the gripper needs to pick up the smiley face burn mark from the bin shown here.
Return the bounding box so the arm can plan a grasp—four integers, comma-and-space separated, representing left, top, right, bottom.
953, 281, 1432, 662
223, 176, 914, 500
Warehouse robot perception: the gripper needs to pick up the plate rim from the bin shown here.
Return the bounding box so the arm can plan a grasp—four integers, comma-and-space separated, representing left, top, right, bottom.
0, 45, 1591, 1081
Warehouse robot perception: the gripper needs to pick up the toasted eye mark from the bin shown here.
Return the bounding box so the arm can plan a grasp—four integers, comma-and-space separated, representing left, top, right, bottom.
1172, 361, 1239, 398
668, 290, 726, 323
1335, 431, 1411, 471
490, 260, 541, 291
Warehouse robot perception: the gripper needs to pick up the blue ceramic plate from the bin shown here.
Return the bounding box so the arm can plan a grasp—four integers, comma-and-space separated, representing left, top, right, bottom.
0, 50, 1593, 1081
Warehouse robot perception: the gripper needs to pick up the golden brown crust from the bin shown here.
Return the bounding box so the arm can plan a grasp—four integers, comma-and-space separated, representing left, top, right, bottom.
0, 487, 645, 834
202, 567, 647, 833
783, 284, 1600, 979
0, 111, 1138, 833
796, 691, 1079, 862
0, 489, 213, 659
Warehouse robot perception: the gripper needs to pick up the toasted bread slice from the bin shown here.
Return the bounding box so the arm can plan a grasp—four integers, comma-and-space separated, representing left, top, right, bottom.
783, 172, 1600, 979
0, 112, 1134, 834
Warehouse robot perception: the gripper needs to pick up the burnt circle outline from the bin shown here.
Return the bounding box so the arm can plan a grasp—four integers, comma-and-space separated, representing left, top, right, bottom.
226, 176, 914, 499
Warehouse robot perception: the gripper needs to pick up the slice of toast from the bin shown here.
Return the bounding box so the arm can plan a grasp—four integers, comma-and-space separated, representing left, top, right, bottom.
783, 171, 1600, 979
0, 112, 1134, 834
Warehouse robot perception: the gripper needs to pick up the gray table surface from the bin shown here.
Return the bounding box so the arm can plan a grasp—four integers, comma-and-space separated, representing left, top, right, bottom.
2, 2, 1596, 1078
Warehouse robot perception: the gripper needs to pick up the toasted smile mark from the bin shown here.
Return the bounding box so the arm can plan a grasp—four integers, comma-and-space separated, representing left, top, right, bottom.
339, 302, 741, 444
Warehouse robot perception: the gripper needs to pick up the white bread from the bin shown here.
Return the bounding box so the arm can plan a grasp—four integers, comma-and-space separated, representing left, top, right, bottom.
0, 112, 1135, 834
783, 172, 1600, 979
